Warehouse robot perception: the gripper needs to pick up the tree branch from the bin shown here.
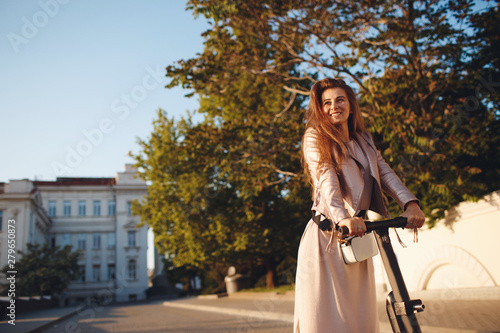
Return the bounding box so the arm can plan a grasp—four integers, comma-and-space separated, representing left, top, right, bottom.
283, 85, 310, 95
261, 163, 299, 177
276, 91, 297, 118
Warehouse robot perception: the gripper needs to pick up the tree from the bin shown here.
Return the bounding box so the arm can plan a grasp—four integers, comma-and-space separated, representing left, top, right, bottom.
133, 0, 499, 288
133, 107, 310, 289
170, 0, 499, 224
1, 243, 80, 297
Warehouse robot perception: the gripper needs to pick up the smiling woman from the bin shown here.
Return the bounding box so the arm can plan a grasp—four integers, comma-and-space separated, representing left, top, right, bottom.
321, 87, 351, 139
294, 78, 425, 333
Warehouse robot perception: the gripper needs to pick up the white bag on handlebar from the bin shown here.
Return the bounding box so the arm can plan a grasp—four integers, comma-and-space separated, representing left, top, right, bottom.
340, 232, 378, 264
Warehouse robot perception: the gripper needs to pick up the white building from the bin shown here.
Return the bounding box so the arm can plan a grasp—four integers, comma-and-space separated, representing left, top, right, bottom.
0, 165, 149, 304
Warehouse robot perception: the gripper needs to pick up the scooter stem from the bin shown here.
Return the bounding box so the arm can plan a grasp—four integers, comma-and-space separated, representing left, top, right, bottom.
374, 227, 424, 333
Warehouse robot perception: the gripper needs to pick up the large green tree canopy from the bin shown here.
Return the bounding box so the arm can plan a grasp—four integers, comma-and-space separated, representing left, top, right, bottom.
133, 0, 499, 288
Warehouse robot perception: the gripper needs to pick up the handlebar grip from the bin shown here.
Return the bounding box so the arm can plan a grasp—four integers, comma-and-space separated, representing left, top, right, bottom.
336, 217, 409, 237
366, 217, 408, 232
338, 225, 350, 237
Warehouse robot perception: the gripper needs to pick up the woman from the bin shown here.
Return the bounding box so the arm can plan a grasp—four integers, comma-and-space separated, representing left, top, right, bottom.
293, 78, 425, 332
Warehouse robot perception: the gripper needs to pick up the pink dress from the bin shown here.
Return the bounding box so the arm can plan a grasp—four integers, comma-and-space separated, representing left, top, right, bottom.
294, 139, 380, 333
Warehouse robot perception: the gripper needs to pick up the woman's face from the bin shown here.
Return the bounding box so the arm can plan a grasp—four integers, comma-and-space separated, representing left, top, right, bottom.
321, 87, 351, 128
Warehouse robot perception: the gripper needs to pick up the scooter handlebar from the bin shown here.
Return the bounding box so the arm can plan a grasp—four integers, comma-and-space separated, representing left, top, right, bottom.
337, 217, 409, 237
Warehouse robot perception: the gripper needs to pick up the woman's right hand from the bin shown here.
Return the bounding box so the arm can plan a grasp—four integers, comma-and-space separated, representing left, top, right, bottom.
338, 217, 366, 237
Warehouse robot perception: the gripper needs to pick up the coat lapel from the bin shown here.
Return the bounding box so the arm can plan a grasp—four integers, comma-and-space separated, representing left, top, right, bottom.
356, 133, 381, 188
354, 133, 389, 217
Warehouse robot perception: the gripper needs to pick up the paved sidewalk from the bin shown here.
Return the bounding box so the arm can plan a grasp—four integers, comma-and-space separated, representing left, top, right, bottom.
163, 291, 500, 333
0, 305, 83, 333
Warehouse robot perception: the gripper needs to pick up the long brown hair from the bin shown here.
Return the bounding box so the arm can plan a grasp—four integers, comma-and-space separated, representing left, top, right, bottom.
302, 78, 365, 187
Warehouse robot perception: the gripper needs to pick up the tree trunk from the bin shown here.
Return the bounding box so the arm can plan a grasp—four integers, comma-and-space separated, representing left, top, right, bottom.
265, 257, 277, 289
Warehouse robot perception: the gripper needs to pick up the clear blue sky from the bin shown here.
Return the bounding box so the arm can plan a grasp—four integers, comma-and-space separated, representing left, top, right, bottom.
0, 0, 209, 183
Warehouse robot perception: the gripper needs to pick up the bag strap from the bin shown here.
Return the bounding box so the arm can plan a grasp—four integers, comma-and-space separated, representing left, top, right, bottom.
312, 212, 332, 231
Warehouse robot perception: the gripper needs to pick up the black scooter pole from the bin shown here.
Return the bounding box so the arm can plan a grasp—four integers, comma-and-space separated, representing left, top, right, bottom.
375, 227, 424, 332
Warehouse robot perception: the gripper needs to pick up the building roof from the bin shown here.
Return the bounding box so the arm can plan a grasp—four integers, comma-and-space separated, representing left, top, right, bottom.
34, 177, 116, 186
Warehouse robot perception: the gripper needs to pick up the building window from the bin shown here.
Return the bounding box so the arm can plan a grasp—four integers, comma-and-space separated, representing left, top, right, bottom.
63, 201, 71, 217
107, 264, 115, 280
61, 233, 71, 247
78, 265, 86, 282
93, 200, 101, 216
92, 233, 101, 249
77, 233, 86, 250
48, 201, 56, 217
92, 265, 101, 282
0, 210, 3, 231
127, 201, 132, 216
78, 200, 86, 216
127, 259, 136, 280
127, 230, 136, 247
108, 200, 116, 216
107, 232, 116, 249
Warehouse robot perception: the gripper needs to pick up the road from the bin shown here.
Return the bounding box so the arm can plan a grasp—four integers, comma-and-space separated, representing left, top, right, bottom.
43, 300, 292, 333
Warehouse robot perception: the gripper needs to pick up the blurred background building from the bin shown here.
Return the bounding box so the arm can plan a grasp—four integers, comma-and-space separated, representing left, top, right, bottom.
0, 164, 149, 304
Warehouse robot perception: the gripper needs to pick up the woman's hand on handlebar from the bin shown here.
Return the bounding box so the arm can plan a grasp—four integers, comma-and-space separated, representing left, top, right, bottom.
400, 201, 425, 229
338, 217, 366, 237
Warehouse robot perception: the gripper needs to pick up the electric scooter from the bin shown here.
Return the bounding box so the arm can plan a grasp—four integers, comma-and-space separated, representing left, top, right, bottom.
337, 217, 425, 333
